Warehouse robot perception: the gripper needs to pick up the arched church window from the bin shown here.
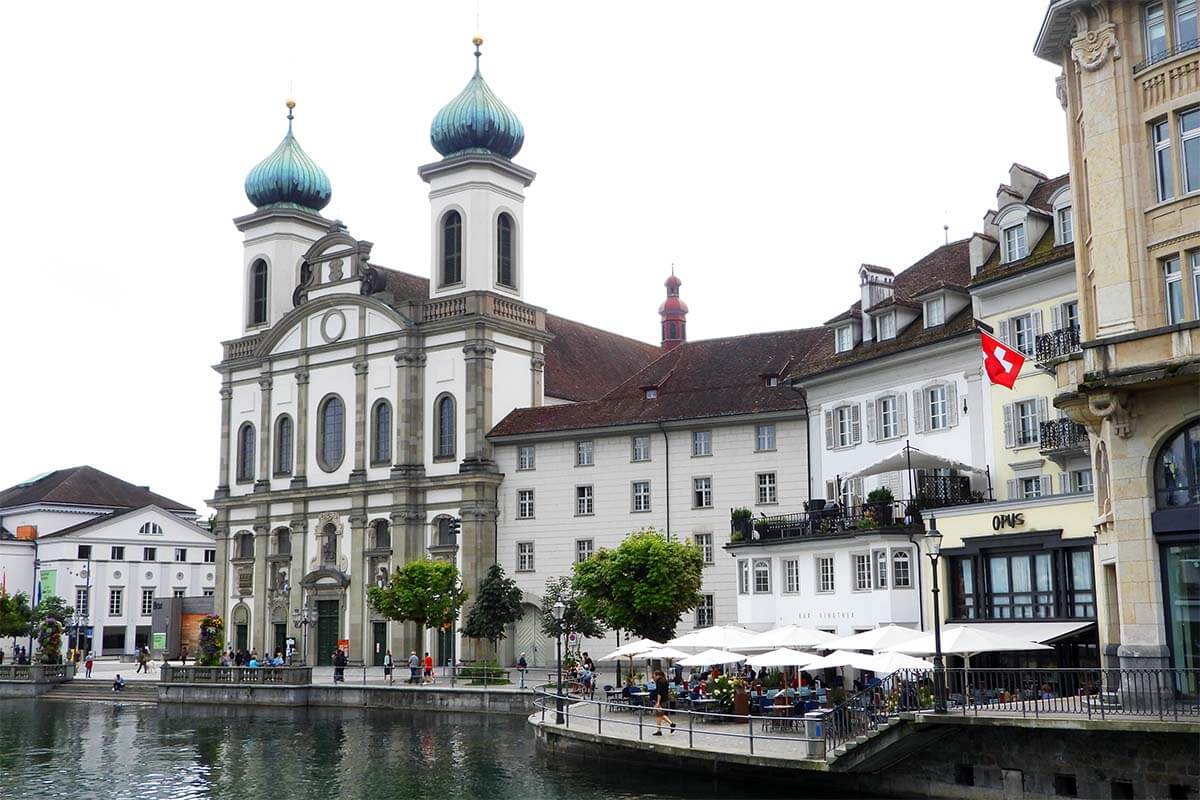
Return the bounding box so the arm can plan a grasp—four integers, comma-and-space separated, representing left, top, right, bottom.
371, 400, 392, 465
436, 516, 457, 547
442, 210, 462, 286
1155, 418, 1200, 509
317, 395, 345, 471
497, 213, 515, 287
320, 523, 338, 565
236, 422, 255, 482
236, 531, 254, 560
436, 394, 456, 458
274, 415, 293, 476
250, 260, 269, 325
372, 519, 391, 550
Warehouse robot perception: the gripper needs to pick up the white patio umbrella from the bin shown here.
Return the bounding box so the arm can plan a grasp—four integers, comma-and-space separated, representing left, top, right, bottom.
821, 625, 927, 653
637, 646, 690, 661
597, 638, 662, 662
667, 625, 758, 652
862, 651, 936, 673
803, 649, 880, 672
745, 648, 821, 669
743, 625, 837, 651
885, 625, 1052, 671
841, 444, 987, 481
677, 648, 748, 667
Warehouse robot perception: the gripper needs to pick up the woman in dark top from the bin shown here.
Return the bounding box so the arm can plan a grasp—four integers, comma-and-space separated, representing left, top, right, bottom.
651, 670, 675, 736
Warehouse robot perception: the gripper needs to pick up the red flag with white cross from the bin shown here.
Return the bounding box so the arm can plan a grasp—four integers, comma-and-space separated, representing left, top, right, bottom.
980, 329, 1025, 389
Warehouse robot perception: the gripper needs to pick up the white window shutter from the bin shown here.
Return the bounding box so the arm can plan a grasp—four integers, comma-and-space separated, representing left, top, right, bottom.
852, 478, 864, 507
1059, 473, 1070, 494
1003, 404, 1015, 448
1051, 305, 1062, 332
850, 403, 862, 445
897, 392, 909, 436
825, 480, 836, 501
824, 410, 834, 450
947, 382, 959, 427
1006, 478, 1019, 500
1039, 475, 1053, 496
1033, 309, 1043, 336
912, 390, 925, 433
1036, 397, 1050, 442
865, 400, 877, 442
999, 319, 1011, 345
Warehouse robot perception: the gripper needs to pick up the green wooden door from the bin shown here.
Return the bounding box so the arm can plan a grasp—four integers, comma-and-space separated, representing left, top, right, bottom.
372, 622, 387, 666
316, 601, 339, 666
274, 624, 287, 658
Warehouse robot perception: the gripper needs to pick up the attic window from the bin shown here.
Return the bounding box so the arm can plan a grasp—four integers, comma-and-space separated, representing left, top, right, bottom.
835, 325, 853, 353
924, 297, 945, 328
645, 388, 658, 400
1003, 224, 1027, 263
764, 375, 780, 387
874, 312, 896, 341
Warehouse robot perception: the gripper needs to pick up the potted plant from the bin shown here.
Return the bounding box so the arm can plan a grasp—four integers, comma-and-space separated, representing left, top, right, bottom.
753, 518, 770, 537
731, 507, 753, 538
866, 487, 895, 525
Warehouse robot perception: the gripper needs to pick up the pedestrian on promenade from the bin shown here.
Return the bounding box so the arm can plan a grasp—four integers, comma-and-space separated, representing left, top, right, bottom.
135, 648, 146, 674
383, 650, 394, 685
112, 674, 126, 693
408, 651, 420, 684
651, 670, 676, 736
84, 652, 94, 678
423, 652, 434, 684
517, 653, 528, 689
0, 647, 5, 665
181, 644, 189, 665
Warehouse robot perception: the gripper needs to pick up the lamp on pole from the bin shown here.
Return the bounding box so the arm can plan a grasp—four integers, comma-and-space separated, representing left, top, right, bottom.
552, 600, 566, 724
291, 592, 314, 666
921, 517, 946, 713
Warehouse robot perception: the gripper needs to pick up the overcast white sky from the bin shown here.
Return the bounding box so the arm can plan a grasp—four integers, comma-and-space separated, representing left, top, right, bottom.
0, 1, 1064, 515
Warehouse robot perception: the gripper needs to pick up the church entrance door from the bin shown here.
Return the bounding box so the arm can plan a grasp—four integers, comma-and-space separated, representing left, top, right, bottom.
316, 601, 339, 666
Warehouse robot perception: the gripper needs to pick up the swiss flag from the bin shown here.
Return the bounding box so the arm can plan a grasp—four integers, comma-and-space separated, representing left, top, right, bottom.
981, 329, 1025, 389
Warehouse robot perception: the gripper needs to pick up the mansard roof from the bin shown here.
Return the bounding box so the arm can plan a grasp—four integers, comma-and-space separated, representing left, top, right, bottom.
0, 466, 194, 514
824, 238, 972, 327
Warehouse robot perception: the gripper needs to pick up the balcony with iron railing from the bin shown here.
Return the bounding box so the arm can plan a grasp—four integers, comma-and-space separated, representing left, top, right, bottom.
1039, 418, 1089, 457
1034, 325, 1081, 368
1133, 37, 1200, 74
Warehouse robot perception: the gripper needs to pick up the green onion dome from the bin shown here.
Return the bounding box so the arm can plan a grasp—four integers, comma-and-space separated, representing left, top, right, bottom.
244, 101, 332, 213
430, 38, 524, 160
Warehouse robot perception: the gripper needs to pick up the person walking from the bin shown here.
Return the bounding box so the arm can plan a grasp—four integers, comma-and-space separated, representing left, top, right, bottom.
180, 644, 189, 665
423, 652, 434, 684
651, 670, 676, 736
517, 653, 528, 689
84, 652, 94, 678
408, 651, 420, 684
383, 650, 394, 685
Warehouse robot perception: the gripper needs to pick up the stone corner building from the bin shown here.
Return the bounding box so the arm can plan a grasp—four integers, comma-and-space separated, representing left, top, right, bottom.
1035, 1, 1199, 677
210, 46, 660, 666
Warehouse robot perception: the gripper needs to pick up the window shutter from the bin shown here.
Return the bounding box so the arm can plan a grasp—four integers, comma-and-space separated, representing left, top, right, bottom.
897, 392, 909, 436
825, 480, 836, 501
1050, 305, 1062, 333
947, 382, 959, 427
852, 478, 864, 507
1036, 397, 1050, 442
1033, 309, 1043, 336
912, 390, 925, 434
824, 410, 834, 450
1039, 475, 1053, 496
850, 403, 862, 445
1006, 478, 1019, 500
865, 400, 877, 442
1059, 472, 1070, 494
1003, 404, 1015, 448
999, 319, 1011, 345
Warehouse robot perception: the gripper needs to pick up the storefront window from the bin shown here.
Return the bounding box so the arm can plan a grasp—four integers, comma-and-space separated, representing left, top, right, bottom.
950, 549, 1095, 621
1155, 420, 1200, 509
951, 558, 977, 619
1067, 550, 1096, 618
1163, 541, 1200, 692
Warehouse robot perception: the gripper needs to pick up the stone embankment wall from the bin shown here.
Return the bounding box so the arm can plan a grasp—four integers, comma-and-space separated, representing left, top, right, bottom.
157, 683, 535, 716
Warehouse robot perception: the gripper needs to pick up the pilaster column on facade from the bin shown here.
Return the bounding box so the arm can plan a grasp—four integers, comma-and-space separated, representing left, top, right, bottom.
350, 357, 369, 483
292, 368, 310, 488
963, 368, 989, 483
212, 519, 229, 621
347, 513, 367, 664
256, 375, 273, 491
458, 482, 499, 661
287, 518, 306, 659
252, 522, 271, 655
530, 352, 545, 408
393, 347, 427, 477
461, 336, 498, 473
389, 502, 426, 657
217, 384, 233, 497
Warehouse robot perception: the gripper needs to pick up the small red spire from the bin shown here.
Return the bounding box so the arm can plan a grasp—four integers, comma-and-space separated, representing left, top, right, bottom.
659, 267, 688, 351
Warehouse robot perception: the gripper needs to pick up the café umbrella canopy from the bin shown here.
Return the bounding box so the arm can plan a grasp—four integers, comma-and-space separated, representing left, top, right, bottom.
803, 649, 881, 672
743, 625, 837, 651
637, 646, 690, 661
821, 625, 927, 653
863, 651, 936, 673
841, 444, 987, 481
597, 638, 662, 662
677, 648, 748, 668
745, 648, 821, 669
885, 625, 1053, 670
667, 625, 758, 652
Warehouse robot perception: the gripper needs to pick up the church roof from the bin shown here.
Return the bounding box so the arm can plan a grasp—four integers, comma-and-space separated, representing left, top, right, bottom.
430, 39, 524, 160
244, 102, 332, 213
0, 466, 194, 514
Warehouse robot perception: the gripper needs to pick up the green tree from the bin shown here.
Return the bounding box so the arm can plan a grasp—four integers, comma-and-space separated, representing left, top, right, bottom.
367, 559, 468, 638
572, 529, 704, 642
540, 576, 606, 640
462, 563, 523, 652
32, 595, 74, 628
0, 591, 34, 649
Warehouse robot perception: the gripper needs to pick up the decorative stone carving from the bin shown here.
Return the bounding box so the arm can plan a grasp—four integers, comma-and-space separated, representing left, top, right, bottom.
317, 511, 343, 533
320, 310, 347, 343
353, 360, 369, 376
329, 258, 344, 281
219, 386, 234, 400
294, 370, 310, 386
1088, 390, 1135, 439
530, 354, 546, 372
1070, 7, 1119, 73
463, 342, 498, 359
1055, 73, 1068, 110
258, 376, 273, 391
395, 349, 427, 367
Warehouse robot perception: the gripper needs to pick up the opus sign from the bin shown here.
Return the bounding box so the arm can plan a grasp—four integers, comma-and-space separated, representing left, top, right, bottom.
992, 512, 1026, 531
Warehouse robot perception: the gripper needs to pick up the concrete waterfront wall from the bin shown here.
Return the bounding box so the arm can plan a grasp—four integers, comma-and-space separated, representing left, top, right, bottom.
157, 682, 536, 716
0, 682, 55, 698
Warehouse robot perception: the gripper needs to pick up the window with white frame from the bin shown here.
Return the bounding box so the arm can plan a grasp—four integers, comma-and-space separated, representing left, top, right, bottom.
576, 539, 594, 563
575, 440, 594, 466
517, 445, 535, 470
874, 312, 896, 341
1165, 256, 1185, 323
645, 388, 658, 399
141, 589, 154, 616
516, 542, 534, 572
1193, 252, 1200, 317
1011, 313, 1035, 355
204, 549, 216, 564
927, 385, 949, 431
753, 559, 771, 593
1181, 0, 1199, 49
109, 588, 123, 617
575, 485, 594, 516
1057, 205, 1073, 245
692, 477, 713, 508
111, 546, 124, 560
757, 472, 778, 505
175, 548, 187, 562
173, 589, 185, 599
835, 325, 853, 353
1019, 476, 1044, 499
144, 547, 156, 561
738, 559, 750, 594
631, 435, 651, 462
517, 489, 535, 519
755, 423, 776, 451
1003, 224, 1027, 262
854, 554, 871, 591
695, 594, 715, 628
203, 588, 214, 597
1146, 2, 1168, 62
694, 533, 714, 565
1015, 399, 1040, 446
879, 395, 899, 440
1071, 468, 1094, 494
783, 559, 801, 593
692, 430, 712, 456
1154, 119, 1174, 202
893, 550, 912, 588
1182, 108, 1200, 194
874, 550, 888, 589
75, 589, 89, 618
1062, 300, 1080, 332
924, 296, 944, 328
835, 404, 860, 447
817, 556, 835, 593
632, 480, 651, 512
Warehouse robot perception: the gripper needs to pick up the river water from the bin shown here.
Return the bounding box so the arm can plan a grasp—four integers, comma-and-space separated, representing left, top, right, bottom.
0, 699, 790, 799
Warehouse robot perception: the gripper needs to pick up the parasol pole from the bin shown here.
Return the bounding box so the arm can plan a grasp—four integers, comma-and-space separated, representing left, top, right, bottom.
905, 440, 916, 508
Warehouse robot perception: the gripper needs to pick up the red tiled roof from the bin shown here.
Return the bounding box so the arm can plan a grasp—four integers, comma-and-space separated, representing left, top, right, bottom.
1026, 173, 1070, 213
0, 466, 194, 514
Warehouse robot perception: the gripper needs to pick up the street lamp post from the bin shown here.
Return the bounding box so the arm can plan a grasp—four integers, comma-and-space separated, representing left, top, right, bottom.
552, 600, 566, 724
291, 594, 314, 666
921, 517, 946, 713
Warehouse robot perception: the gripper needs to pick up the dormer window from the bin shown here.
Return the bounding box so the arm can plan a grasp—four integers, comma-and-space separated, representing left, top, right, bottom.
645, 387, 658, 399
874, 312, 896, 341
835, 325, 853, 353
1003, 224, 1027, 263
1056, 206, 1073, 245
763, 375, 780, 388
924, 297, 945, 328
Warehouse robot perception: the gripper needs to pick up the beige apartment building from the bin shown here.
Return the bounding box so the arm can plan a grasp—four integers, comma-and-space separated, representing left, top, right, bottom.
1036, 1, 1199, 679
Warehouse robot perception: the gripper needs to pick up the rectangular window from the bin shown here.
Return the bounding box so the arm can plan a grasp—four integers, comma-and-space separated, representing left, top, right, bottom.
144, 547, 156, 562
874, 549, 888, 590
692, 430, 712, 456
1146, 2, 1168, 61
951, 557, 977, 619
631, 435, 651, 462
1057, 206, 1073, 244
987, 552, 1055, 619
1155, 119, 1174, 201
1071, 468, 1094, 493
854, 554, 871, 591
893, 550, 912, 588
1068, 550, 1096, 618
755, 423, 776, 451
1019, 476, 1044, 499
110, 546, 124, 561
516, 542, 534, 572
175, 548, 187, 562
1165, 256, 1185, 323
924, 296, 945, 328
756, 472, 778, 505
632, 480, 651, 512
1193, 252, 1200, 319
204, 549, 216, 564
692, 477, 713, 508
575, 440, 594, 466
141, 589, 154, 616
927, 386, 949, 431
1003, 224, 1027, 262
817, 556, 835, 593
835, 325, 853, 353
173, 589, 185, 599
738, 559, 750, 595
202, 588, 214, 598
1063, 301, 1080, 332
109, 588, 123, 617
575, 539, 594, 563
879, 395, 898, 440
1182, 108, 1200, 194
874, 312, 896, 341
836, 405, 854, 447
695, 594, 715, 629
1011, 313, 1035, 355
517, 489, 535, 519
1015, 399, 1040, 446
575, 485, 594, 516
783, 559, 801, 594
753, 559, 771, 593
75, 589, 89, 619
77, 545, 92, 560
517, 445, 536, 470
1180, 0, 1199, 49
694, 533, 714, 565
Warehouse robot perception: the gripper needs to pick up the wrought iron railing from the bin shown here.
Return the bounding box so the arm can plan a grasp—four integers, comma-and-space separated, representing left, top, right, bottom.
731, 501, 920, 542
1035, 325, 1081, 364
1040, 418, 1088, 453
1133, 38, 1200, 73
914, 475, 977, 509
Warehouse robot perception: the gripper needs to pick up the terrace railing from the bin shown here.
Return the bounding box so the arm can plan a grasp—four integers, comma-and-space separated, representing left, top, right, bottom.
0, 664, 76, 682
160, 665, 312, 685
1035, 325, 1081, 365
1039, 418, 1089, 455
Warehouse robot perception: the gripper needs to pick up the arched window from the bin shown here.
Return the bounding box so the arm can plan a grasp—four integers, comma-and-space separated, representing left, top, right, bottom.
236, 531, 255, 560
893, 550, 912, 588
317, 395, 345, 471
496, 213, 515, 287
371, 400, 392, 465
274, 415, 293, 476
320, 523, 338, 565
236, 422, 256, 482
436, 516, 457, 547
372, 519, 391, 550
436, 394, 456, 458
138, 522, 163, 535
441, 210, 462, 286
275, 528, 291, 555
250, 260, 269, 325
1155, 418, 1200, 509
